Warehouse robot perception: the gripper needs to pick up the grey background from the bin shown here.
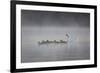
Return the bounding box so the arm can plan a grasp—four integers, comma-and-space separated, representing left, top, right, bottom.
21, 10, 90, 63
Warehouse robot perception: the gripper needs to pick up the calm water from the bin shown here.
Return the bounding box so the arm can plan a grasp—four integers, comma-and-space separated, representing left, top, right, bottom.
21, 27, 90, 63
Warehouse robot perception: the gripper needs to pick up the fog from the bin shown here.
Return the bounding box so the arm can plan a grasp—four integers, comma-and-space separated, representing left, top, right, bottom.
21, 10, 90, 63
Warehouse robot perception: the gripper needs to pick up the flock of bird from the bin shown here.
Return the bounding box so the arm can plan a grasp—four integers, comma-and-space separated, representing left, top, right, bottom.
38, 34, 69, 45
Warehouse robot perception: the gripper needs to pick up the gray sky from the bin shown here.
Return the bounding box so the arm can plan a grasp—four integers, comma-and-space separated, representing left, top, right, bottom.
21, 10, 90, 27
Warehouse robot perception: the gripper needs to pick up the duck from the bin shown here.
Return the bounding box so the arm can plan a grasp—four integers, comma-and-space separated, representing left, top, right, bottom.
38, 34, 69, 45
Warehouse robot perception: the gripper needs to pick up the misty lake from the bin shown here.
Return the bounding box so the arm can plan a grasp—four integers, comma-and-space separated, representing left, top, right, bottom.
21, 27, 90, 63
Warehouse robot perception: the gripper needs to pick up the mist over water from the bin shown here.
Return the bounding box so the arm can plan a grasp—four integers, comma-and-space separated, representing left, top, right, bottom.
21, 10, 90, 63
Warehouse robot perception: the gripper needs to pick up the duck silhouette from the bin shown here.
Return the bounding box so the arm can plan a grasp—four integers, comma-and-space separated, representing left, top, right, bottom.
38, 34, 69, 45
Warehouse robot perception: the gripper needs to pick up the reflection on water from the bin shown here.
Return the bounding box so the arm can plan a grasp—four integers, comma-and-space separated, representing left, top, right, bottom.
21, 42, 90, 63
21, 27, 90, 63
